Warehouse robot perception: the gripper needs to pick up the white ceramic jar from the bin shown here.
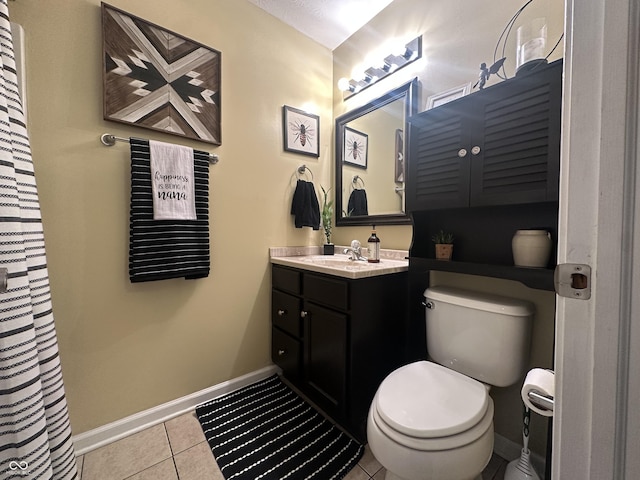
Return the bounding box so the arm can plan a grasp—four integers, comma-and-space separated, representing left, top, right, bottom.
512, 230, 552, 267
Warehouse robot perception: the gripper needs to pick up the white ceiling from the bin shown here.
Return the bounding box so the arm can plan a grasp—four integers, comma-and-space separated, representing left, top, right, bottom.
246, 0, 395, 50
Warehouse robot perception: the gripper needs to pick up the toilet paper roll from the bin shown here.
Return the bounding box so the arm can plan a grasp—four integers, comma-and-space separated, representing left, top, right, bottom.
521, 368, 555, 417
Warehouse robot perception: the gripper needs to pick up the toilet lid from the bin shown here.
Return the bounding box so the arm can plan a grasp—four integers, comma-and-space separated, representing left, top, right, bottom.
375, 361, 489, 438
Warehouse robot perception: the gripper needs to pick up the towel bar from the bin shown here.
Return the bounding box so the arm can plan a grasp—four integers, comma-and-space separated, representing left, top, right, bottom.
528, 389, 554, 412
100, 133, 219, 164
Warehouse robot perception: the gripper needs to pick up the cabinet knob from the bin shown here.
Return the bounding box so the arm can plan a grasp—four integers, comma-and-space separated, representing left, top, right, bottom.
278, 349, 286, 356
300, 310, 308, 318
277, 309, 286, 316
471, 145, 481, 155
457, 148, 467, 158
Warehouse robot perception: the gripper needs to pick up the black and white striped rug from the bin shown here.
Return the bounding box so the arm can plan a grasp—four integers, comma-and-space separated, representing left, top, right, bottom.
196, 375, 364, 480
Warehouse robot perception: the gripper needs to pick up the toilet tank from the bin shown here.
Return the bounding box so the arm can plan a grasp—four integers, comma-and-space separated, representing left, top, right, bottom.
424, 286, 535, 387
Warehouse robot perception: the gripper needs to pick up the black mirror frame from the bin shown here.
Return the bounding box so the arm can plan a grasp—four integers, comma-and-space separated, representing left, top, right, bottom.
335, 78, 418, 226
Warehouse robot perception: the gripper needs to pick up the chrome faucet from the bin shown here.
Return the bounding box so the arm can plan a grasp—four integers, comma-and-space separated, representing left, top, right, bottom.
343, 240, 367, 261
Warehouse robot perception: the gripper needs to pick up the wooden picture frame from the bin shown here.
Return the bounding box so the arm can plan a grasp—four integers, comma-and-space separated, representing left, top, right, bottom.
426, 82, 473, 110
394, 129, 404, 183
343, 126, 368, 169
102, 3, 221, 144
282, 105, 320, 157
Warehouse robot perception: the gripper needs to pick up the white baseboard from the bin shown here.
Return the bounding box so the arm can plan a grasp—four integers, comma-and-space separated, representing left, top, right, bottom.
494, 432, 547, 479
73, 365, 280, 456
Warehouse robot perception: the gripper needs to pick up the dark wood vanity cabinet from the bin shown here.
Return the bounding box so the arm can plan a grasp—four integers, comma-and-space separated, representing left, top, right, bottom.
407, 59, 562, 212
271, 264, 408, 442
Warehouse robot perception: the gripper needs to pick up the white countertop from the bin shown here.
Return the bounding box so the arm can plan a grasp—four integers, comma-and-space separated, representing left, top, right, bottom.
269, 246, 408, 279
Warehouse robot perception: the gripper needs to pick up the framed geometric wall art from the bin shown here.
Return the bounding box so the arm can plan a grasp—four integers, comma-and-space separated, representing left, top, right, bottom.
101, 3, 221, 145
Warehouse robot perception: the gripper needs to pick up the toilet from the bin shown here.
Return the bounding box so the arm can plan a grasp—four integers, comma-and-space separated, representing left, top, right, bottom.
367, 286, 534, 480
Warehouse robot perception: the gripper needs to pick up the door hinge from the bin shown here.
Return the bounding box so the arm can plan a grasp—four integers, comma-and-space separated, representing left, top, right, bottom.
554, 263, 591, 299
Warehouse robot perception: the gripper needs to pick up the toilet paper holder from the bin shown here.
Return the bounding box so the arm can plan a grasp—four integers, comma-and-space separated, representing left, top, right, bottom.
528, 389, 554, 412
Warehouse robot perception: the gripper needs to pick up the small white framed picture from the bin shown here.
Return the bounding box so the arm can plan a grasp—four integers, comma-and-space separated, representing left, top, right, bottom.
426, 82, 473, 110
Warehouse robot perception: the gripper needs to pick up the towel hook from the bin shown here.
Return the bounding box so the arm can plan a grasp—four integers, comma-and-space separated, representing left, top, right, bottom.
297, 164, 314, 180
352, 175, 365, 188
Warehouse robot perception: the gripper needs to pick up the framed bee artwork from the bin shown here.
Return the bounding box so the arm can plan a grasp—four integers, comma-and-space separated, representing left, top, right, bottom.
343, 126, 368, 169
102, 3, 221, 145
282, 105, 320, 157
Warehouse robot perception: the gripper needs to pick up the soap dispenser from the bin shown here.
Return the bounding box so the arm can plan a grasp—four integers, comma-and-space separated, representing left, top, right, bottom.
367, 226, 380, 263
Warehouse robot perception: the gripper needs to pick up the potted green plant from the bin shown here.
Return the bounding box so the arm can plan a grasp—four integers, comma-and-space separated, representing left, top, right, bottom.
321, 186, 334, 255
432, 230, 454, 261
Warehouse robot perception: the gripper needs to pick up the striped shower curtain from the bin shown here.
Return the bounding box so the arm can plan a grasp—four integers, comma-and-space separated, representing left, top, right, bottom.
0, 3, 78, 479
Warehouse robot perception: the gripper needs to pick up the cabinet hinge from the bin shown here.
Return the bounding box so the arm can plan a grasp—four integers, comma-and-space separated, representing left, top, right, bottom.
554, 263, 591, 299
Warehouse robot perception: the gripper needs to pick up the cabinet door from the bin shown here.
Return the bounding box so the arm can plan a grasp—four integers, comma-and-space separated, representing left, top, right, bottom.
303, 301, 347, 417
408, 100, 473, 211
469, 62, 562, 206
407, 60, 562, 212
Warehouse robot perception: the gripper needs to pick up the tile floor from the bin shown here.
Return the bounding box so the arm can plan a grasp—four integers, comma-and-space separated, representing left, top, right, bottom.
77, 410, 508, 480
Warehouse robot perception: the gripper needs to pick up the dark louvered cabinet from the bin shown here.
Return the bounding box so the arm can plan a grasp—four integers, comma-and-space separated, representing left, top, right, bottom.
406, 60, 562, 291
407, 59, 562, 211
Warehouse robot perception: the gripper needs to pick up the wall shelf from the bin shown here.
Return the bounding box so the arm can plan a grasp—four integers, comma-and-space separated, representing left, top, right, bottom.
409, 257, 555, 291
407, 202, 559, 291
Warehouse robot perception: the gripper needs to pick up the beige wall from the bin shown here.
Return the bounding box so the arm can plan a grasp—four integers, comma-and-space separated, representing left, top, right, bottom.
9, 0, 332, 434
331, 0, 564, 458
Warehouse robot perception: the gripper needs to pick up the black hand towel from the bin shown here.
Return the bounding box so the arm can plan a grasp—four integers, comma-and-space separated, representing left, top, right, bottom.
291, 180, 320, 230
129, 138, 210, 282
347, 189, 368, 216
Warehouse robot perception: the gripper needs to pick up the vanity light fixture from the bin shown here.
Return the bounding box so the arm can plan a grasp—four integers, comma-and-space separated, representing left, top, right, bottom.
338, 35, 422, 100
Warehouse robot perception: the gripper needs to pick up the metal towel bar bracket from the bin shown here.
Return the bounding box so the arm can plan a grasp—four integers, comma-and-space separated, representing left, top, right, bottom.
528, 389, 554, 412
352, 175, 365, 188
100, 133, 219, 164
296, 164, 314, 180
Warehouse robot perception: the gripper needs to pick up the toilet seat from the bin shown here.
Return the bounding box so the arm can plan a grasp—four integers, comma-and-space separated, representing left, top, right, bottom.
372, 361, 494, 451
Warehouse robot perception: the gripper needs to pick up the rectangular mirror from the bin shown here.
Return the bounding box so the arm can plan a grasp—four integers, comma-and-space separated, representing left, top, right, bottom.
335, 78, 418, 226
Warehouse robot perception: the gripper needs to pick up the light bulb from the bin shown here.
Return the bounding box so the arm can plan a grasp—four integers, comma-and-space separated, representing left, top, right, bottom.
337, 77, 350, 91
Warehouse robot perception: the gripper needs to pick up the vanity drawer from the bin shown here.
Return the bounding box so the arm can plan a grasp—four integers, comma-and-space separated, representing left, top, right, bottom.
272, 265, 301, 294
272, 290, 302, 337
272, 327, 301, 380
304, 274, 349, 311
